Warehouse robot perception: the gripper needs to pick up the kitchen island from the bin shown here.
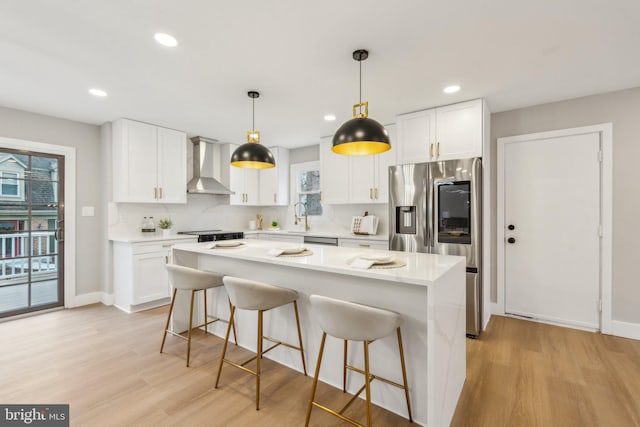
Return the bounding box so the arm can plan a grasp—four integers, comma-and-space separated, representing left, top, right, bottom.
171, 240, 466, 427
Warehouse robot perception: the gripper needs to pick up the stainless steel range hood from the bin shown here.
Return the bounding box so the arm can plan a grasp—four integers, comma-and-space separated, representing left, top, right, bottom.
187, 136, 234, 195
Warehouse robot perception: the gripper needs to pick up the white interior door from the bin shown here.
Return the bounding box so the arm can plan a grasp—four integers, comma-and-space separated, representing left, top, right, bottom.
503, 132, 601, 330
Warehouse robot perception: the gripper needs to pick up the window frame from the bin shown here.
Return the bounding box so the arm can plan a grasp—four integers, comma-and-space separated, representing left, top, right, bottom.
290, 161, 322, 217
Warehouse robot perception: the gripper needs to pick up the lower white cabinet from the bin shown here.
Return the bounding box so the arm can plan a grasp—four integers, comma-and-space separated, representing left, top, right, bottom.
113, 238, 197, 312
338, 238, 389, 250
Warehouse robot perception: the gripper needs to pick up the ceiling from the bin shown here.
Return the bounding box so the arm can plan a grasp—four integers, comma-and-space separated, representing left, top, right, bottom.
1, 0, 639, 149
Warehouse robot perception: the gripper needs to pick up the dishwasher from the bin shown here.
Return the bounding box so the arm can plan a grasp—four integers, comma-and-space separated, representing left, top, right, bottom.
303, 236, 338, 246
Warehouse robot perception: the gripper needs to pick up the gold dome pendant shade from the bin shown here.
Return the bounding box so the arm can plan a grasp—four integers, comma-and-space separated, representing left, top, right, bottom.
230, 91, 276, 169
332, 49, 390, 156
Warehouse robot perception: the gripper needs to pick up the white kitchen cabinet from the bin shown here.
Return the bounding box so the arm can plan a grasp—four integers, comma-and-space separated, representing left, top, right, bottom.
112, 119, 187, 203
113, 237, 197, 313
396, 99, 483, 164
338, 238, 389, 250
321, 126, 396, 205
221, 144, 259, 205
258, 147, 289, 206
257, 233, 304, 244
397, 108, 436, 164
434, 99, 483, 160
349, 125, 396, 204
320, 136, 350, 204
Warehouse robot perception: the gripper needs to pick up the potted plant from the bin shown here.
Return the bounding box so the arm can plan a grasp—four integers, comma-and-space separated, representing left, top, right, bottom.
269, 220, 279, 230
158, 218, 173, 237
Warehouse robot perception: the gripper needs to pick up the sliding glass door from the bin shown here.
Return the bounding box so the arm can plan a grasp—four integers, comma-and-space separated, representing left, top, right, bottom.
0, 148, 64, 317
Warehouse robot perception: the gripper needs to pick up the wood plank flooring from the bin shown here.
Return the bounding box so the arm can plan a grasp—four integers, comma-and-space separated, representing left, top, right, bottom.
1, 305, 639, 426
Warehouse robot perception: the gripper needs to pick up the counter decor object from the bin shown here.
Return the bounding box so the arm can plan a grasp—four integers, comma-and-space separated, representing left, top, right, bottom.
256, 214, 263, 230
267, 220, 280, 231
141, 216, 156, 233
158, 218, 173, 237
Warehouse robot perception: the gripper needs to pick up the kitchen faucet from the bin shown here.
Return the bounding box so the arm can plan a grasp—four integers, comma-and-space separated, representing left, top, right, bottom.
293, 202, 310, 231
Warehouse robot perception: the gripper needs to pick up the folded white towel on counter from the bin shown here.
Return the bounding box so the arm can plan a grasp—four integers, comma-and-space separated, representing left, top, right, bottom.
268, 248, 285, 256
348, 258, 376, 269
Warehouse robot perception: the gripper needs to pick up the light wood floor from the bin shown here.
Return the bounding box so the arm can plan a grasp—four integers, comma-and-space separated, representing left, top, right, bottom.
1, 305, 639, 426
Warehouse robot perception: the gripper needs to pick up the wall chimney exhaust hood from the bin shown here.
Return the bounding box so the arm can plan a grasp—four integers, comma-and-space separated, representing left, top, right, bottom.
187, 136, 234, 195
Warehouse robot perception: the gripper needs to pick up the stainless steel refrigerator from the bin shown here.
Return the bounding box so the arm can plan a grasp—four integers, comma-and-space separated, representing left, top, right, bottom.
389, 158, 482, 337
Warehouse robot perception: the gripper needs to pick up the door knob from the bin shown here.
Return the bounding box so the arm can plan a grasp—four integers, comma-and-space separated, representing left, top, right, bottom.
508, 224, 515, 230
507, 237, 516, 244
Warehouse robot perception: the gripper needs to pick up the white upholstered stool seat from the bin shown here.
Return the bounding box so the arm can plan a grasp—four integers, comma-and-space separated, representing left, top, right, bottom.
215, 276, 307, 410
305, 294, 412, 427
160, 264, 237, 367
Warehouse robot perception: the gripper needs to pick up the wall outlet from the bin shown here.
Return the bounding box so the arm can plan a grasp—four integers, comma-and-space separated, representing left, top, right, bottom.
82, 206, 95, 217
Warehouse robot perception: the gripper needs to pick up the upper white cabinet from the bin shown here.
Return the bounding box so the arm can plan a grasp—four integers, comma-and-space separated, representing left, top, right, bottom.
320, 136, 350, 204
113, 119, 187, 203
396, 99, 483, 164
320, 125, 396, 205
221, 143, 259, 205
221, 144, 288, 206
259, 147, 289, 206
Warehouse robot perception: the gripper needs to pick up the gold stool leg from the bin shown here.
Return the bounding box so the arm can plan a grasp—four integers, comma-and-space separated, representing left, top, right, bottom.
215, 304, 236, 388
397, 327, 413, 422
305, 332, 327, 427
256, 310, 263, 410
293, 301, 307, 376
229, 297, 239, 345
203, 289, 208, 334
364, 340, 372, 427
186, 289, 196, 367
160, 288, 178, 354
343, 339, 348, 392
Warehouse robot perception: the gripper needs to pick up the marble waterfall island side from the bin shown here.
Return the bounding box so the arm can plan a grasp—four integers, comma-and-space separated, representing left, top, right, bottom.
171, 240, 466, 427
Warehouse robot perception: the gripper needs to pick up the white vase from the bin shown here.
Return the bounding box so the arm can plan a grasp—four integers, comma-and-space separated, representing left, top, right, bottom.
162, 229, 171, 237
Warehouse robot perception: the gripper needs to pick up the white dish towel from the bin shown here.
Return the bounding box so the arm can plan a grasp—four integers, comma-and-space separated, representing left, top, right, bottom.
348, 258, 376, 269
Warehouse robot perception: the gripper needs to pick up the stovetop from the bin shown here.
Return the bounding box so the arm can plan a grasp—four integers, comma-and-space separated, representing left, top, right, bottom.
177, 229, 244, 242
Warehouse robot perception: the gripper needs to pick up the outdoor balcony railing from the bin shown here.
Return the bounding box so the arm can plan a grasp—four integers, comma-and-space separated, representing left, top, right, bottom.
0, 231, 57, 280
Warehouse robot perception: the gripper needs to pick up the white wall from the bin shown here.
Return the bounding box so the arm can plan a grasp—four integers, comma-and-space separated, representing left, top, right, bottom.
0, 106, 103, 296
491, 87, 640, 325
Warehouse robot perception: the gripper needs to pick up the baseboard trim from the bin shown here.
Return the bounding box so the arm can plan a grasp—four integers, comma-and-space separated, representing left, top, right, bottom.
611, 320, 640, 341
71, 292, 114, 308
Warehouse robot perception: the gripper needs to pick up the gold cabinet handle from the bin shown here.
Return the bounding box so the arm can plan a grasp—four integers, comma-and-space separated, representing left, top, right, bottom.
369, 188, 373, 199
159, 187, 163, 199
437, 142, 441, 156
429, 143, 434, 158
153, 187, 157, 199
374, 188, 379, 199
320, 191, 323, 201
165, 256, 169, 264
274, 193, 277, 203
358, 243, 370, 248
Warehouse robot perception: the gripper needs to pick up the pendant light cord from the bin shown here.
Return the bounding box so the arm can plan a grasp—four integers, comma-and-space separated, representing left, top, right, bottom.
359, 58, 362, 105
252, 97, 255, 132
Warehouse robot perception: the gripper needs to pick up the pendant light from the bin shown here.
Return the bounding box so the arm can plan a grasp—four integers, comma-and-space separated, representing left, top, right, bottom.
230, 91, 276, 169
332, 49, 390, 155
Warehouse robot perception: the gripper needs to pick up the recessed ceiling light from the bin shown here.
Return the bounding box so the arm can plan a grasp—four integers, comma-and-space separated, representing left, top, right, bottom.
324, 114, 336, 122
89, 88, 108, 97
154, 32, 178, 47
443, 85, 461, 94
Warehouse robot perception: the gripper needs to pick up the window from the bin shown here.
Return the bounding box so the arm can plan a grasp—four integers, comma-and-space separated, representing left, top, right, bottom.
0, 171, 20, 197
291, 161, 322, 216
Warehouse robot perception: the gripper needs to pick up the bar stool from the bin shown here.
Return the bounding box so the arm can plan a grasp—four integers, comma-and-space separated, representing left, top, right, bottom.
160, 264, 237, 367
215, 276, 307, 410
305, 294, 412, 427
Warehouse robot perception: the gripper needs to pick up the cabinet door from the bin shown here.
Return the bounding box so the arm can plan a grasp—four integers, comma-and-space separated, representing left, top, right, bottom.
157, 127, 187, 203
244, 169, 259, 205
374, 124, 397, 203
132, 251, 170, 304
259, 147, 278, 205
225, 144, 245, 205
397, 109, 436, 164
320, 137, 350, 204
122, 120, 158, 202
435, 99, 482, 160
349, 156, 376, 203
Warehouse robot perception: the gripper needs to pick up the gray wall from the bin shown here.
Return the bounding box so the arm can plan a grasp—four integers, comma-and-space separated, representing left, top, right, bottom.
491, 87, 640, 324
0, 106, 103, 296
289, 144, 319, 164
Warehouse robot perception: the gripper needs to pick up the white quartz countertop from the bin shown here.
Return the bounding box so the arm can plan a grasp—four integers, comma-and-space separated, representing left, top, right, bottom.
109, 234, 197, 243
244, 229, 388, 241
172, 239, 464, 287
